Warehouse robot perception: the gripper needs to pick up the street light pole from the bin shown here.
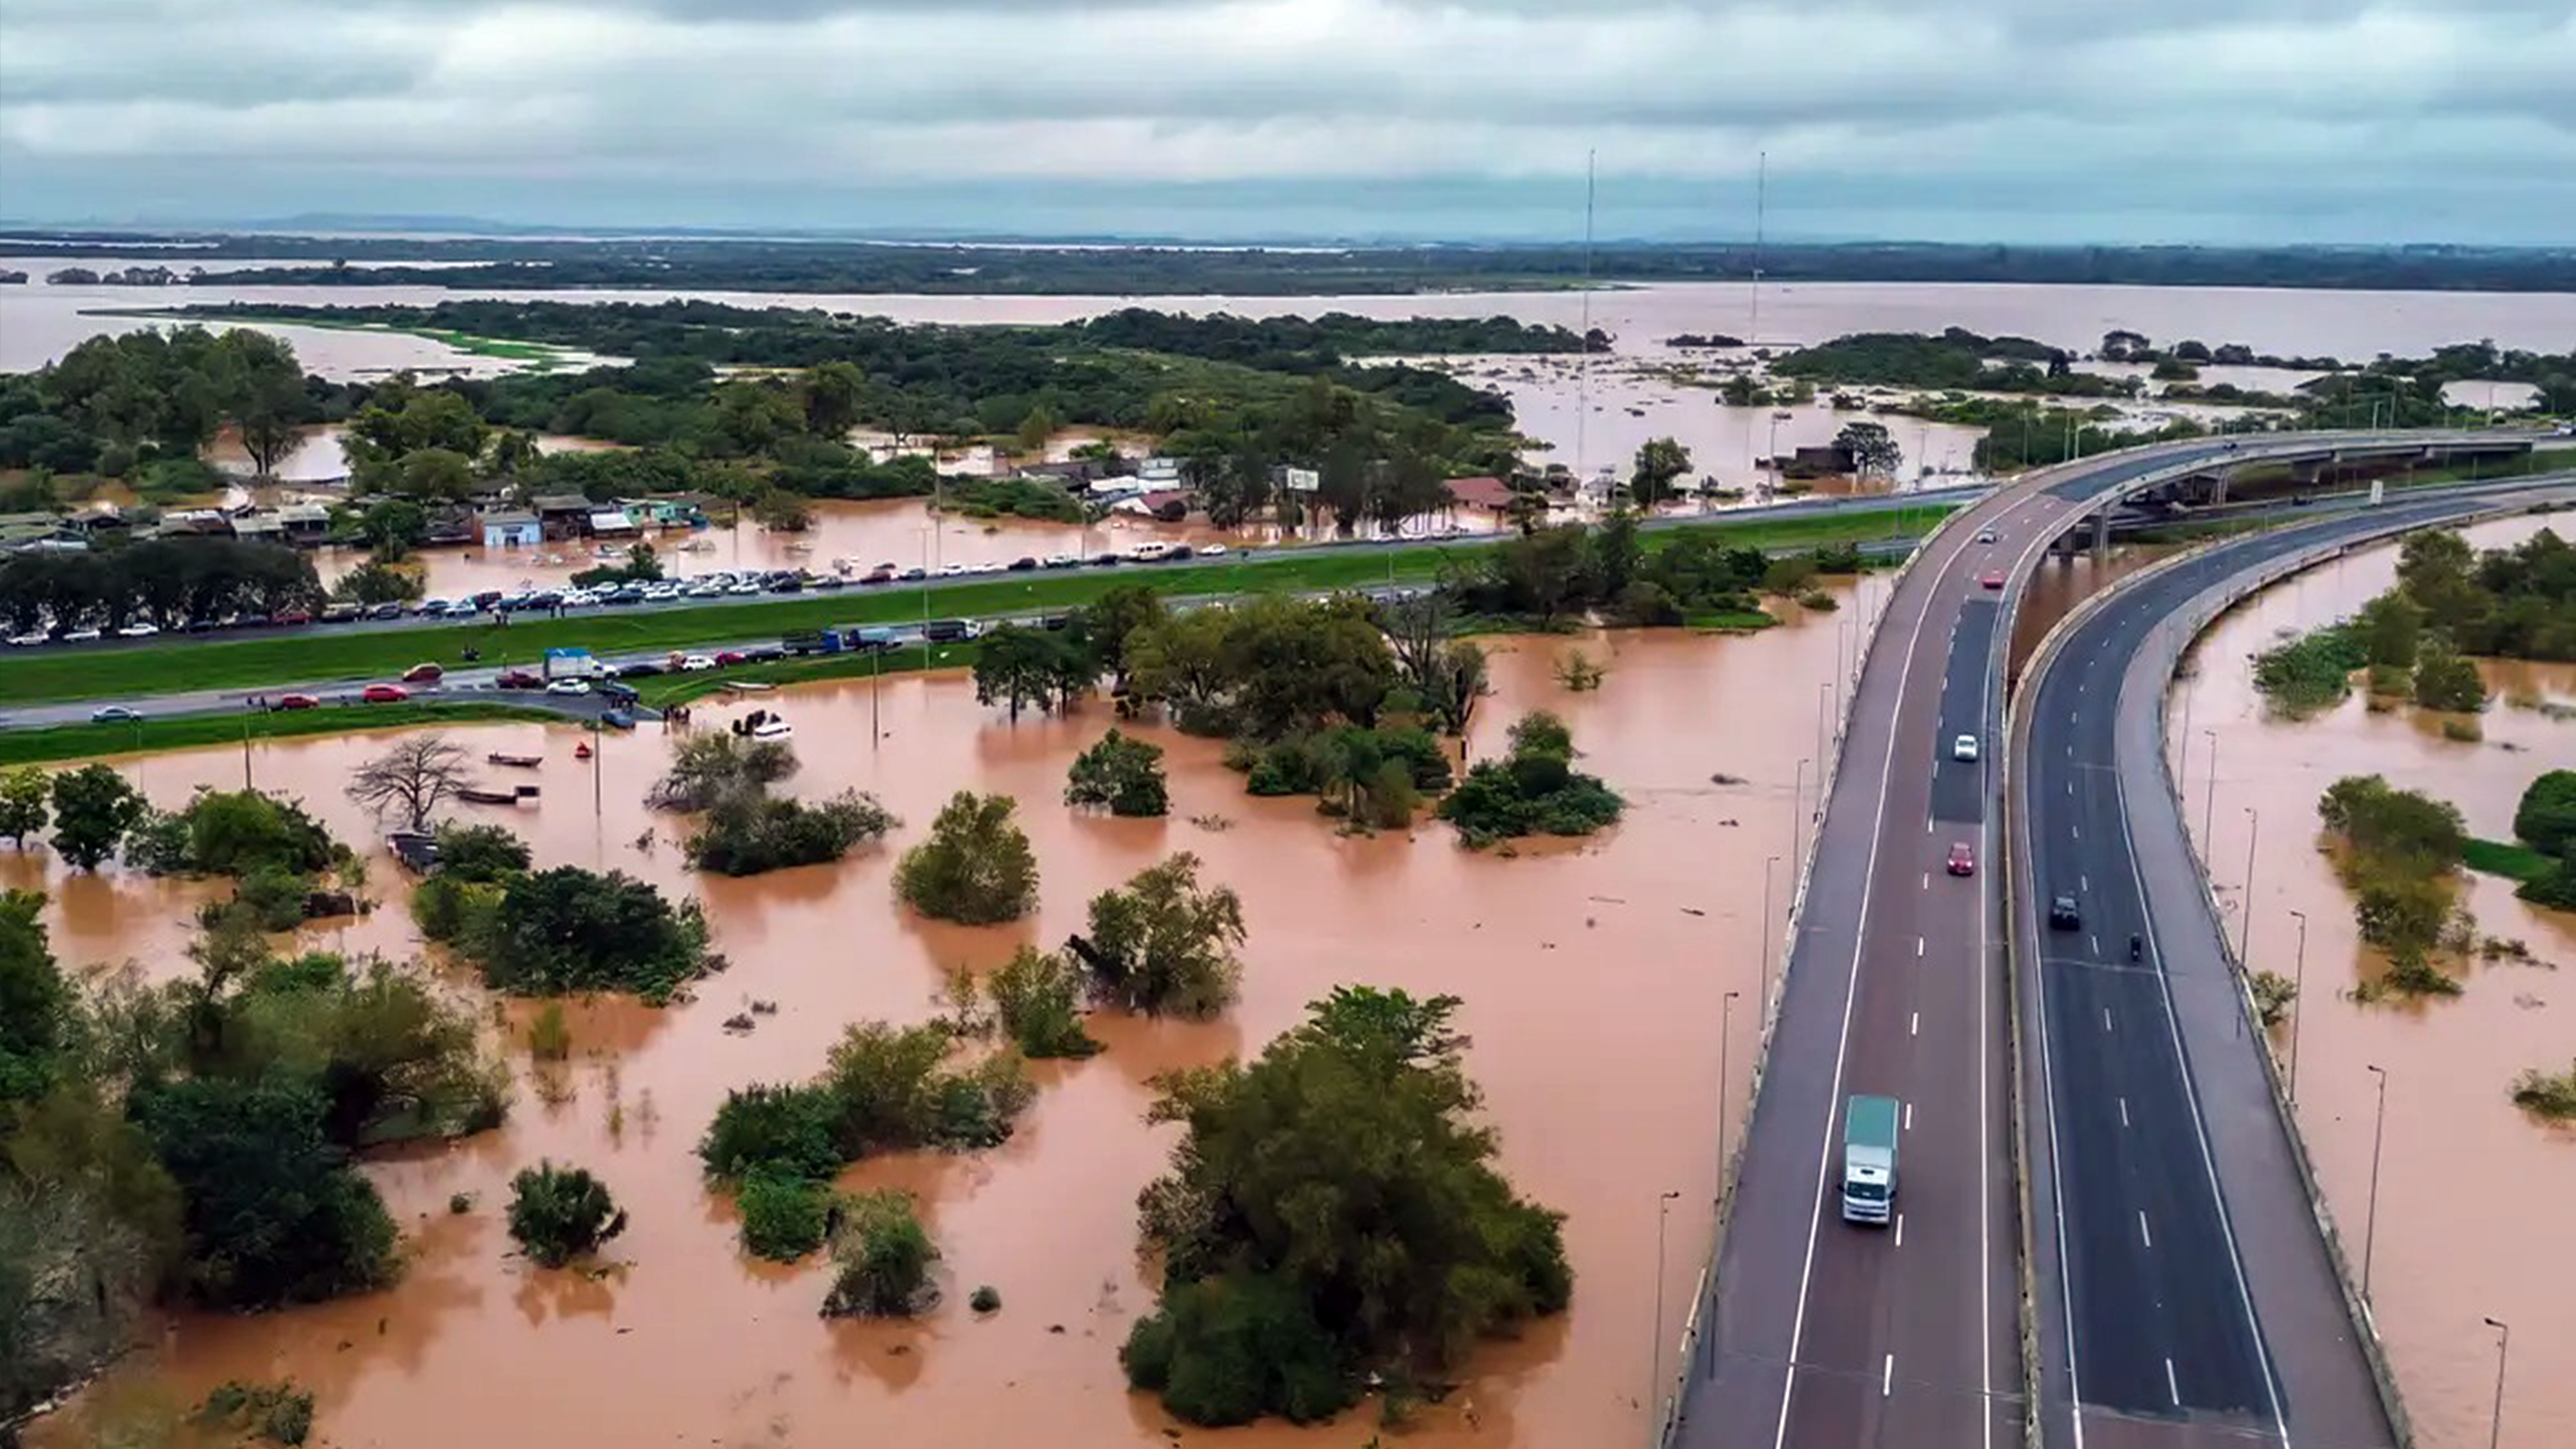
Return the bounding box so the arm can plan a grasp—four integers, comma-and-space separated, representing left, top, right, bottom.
1652, 1189, 1683, 1435
2287, 909, 2308, 1100
2481, 1317, 2509, 1449
1761, 856, 1780, 1007
2363, 1064, 2388, 1302
1792, 758, 1809, 871
2241, 807, 2260, 967
2201, 728, 2220, 843
1719, 991, 1742, 1200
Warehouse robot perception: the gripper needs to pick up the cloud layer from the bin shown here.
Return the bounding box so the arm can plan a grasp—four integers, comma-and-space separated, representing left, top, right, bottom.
3, 0, 2569, 242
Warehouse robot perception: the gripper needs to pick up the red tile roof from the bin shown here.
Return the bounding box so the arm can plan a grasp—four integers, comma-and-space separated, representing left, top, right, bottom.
1445, 475, 1516, 510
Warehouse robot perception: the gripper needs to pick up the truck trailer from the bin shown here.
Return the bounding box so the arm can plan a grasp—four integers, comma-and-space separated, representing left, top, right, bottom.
1841, 1094, 1900, 1226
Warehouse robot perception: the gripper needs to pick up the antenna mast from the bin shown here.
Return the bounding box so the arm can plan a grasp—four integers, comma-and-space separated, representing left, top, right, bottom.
1577, 149, 1596, 487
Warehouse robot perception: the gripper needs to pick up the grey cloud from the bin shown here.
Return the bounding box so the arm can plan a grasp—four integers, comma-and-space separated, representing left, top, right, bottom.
0, 0, 2566, 244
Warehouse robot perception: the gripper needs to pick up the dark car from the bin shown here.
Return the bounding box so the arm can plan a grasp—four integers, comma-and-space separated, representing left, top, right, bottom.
1090, 552, 1123, 568
370, 601, 407, 620
810, 575, 847, 590
744, 645, 788, 664
768, 576, 805, 593
1007, 556, 1038, 572
2048, 894, 2081, 930
1038, 612, 1073, 631
923, 618, 972, 642
617, 660, 664, 679
270, 608, 313, 626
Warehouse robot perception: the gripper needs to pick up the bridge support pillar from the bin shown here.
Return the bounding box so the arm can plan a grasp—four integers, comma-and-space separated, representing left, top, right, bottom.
2208, 469, 2230, 505
2091, 509, 2109, 565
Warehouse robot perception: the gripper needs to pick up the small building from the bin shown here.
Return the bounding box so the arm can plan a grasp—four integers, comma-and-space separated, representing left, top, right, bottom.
153, 508, 235, 539
1112, 489, 1191, 521
277, 503, 332, 546
1136, 456, 1182, 487
1086, 475, 1149, 502
481, 510, 542, 549
231, 512, 287, 544
0, 512, 83, 553
1442, 475, 1519, 514
530, 493, 594, 540
1781, 444, 1856, 480
1273, 466, 1321, 496
587, 509, 638, 537
421, 506, 476, 547
1016, 459, 1118, 487
620, 497, 707, 529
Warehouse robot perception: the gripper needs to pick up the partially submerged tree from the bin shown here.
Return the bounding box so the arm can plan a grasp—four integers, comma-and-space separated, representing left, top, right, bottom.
0, 764, 50, 847
1121, 987, 1570, 1426
894, 791, 1040, 924
822, 1189, 938, 1318
1834, 419, 1903, 480
1628, 437, 1691, 508
506, 1161, 627, 1267
1436, 710, 1624, 847
48, 764, 144, 871
986, 947, 1101, 1059
345, 735, 471, 835
1074, 853, 1245, 1019
646, 733, 797, 812
1064, 730, 1170, 817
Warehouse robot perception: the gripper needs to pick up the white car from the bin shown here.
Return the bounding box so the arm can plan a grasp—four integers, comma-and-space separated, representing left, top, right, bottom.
686, 582, 726, 599
1043, 553, 1078, 568
117, 622, 160, 638
938, 562, 969, 578
62, 628, 100, 642
1196, 543, 1229, 557
679, 654, 718, 671
546, 678, 592, 696
1952, 733, 1980, 762
1975, 528, 1997, 544
6, 632, 48, 646
644, 582, 683, 601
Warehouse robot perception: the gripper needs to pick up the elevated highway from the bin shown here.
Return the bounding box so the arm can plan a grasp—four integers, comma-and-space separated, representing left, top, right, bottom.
2012, 478, 2576, 1448
1666, 428, 2543, 1449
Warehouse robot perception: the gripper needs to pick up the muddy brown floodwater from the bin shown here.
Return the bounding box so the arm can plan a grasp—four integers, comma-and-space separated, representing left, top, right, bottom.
14, 593, 1873, 1449
2166, 513, 2575, 1449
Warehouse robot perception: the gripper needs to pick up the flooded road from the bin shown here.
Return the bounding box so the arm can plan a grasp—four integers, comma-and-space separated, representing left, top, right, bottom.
2166, 514, 2575, 1449
13, 599, 1864, 1447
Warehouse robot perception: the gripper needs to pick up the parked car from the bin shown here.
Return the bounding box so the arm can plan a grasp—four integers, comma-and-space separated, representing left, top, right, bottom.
320, 603, 362, 624
897, 567, 927, 582
715, 650, 748, 666
1196, 543, 1229, 557
1946, 841, 1976, 876
117, 622, 160, 638
269, 609, 312, 626
365, 601, 403, 619
1008, 556, 1039, 572
361, 684, 409, 703
62, 628, 100, 642
862, 564, 897, 584
7, 631, 50, 646
402, 663, 444, 684
546, 678, 592, 696
275, 694, 320, 710
617, 661, 665, 679
679, 654, 718, 671
90, 705, 141, 724
1042, 554, 1079, 569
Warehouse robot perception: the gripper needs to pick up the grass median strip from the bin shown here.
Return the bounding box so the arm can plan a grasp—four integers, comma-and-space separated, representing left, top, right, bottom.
0, 507, 1950, 706
0, 701, 565, 767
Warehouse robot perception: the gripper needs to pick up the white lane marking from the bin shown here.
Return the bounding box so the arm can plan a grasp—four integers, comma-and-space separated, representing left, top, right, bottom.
2166, 1357, 2181, 1406
2108, 761, 2292, 1445
1916, 936, 1925, 957
2119, 1097, 2130, 1128
2081, 874, 2089, 892
2073, 823, 2081, 840
1896, 1212, 1906, 1247
1882, 1353, 1895, 1398
2089, 934, 2099, 954
1905, 1101, 1914, 1130
2138, 1210, 2154, 1249
2104, 1008, 2113, 1033
1923, 872, 1931, 891
1769, 497, 1963, 1449
1911, 1011, 1920, 1037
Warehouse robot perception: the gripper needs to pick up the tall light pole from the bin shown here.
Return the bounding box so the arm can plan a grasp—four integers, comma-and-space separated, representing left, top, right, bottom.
1761, 856, 1781, 1007
1817, 681, 1831, 766
2363, 1064, 2388, 1302
2201, 728, 2220, 843
2241, 807, 2261, 968
2287, 908, 2308, 1100
2481, 1317, 2509, 1449
1792, 758, 1810, 871
1652, 1188, 1683, 1433
1718, 990, 1743, 1198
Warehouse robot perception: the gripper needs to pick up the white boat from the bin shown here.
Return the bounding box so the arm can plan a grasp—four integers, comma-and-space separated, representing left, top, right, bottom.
750, 717, 793, 739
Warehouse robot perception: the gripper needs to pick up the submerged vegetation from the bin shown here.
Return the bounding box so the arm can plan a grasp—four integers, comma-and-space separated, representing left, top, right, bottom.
1438, 711, 1626, 847
414, 852, 721, 1004
1122, 987, 1570, 1427
2510, 1061, 2576, 1121
2318, 775, 2477, 1001
894, 791, 1041, 924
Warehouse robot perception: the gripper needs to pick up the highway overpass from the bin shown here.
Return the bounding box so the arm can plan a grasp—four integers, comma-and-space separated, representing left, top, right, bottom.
1664, 427, 2545, 1449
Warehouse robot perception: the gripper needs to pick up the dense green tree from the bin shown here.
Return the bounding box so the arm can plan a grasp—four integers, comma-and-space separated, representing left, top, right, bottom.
356, 497, 427, 558
686, 789, 896, 876
822, 1190, 938, 1318
698, 1084, 845, 1183
2511, 771, 2576, 858
1834, 420, 1903, 479
2411, 642, 2487, 712
0, 891, 71, 1109
48, 764, 144, 871
986, 947, 1101, 1059
474, 867, 718, 1003
0, 765, 49, 847
736, 1171, 835, 1261
894, 792, 1040, 924
1077, 853, 1245, 1020
1123, 987, 1570, 1425
134, 1077, 399, 1308
345, 384, 488, 474
330, 559, 424, 606
219, 329, 310, 479
506, 1161, 627, 1267
975, 624, 1079, 722
646, 733, 797, 812
1437, 711, 1623, 847
1628, 437, 1691, 507
1065, 729, 1170, 817
432, 823, 532, 882
2354, 591, 2424, 669
801, 361, 867, 439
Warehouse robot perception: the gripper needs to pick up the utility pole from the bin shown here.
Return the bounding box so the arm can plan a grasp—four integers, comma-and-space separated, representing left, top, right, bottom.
1576, 149, 1596, 485
2482, 1317, 2509, 1449
2241, 807, 2261, 967
1718, 991, 1742, 1196
2363, 1063, 2388, 1301
1791, 758, 1809, 879
2287, 909, 2308, 1099
1651, 1189, 1683, 1438
1761, 855, 1780, 1007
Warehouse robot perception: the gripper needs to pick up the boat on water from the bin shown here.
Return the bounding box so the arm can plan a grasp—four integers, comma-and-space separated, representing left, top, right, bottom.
574, 742, 593, 760
486, 752, 543, 768
722, 680, 777, 693
731, 707, 792, 740
458, 782, 541, 806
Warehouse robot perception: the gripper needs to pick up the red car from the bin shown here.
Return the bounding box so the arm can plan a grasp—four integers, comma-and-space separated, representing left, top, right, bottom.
401, 662, 444, 684
1979, 571, 2005, 590
362, 683, 410, 703
496, 668, 544, 690
1946, 841, 1976, 876
274, 694, 320, 710
714, 649, 749, 666
269, 608, 312, 626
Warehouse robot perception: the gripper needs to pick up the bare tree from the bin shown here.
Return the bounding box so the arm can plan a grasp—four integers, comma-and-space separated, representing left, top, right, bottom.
346, 734, 470, 834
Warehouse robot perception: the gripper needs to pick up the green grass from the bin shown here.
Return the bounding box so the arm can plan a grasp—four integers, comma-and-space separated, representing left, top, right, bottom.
632, 641, 975, 707
99, 309, 577, 367
0, 507, 1952, 706
2466, 837, 2555, 883
0, 701, 563, 767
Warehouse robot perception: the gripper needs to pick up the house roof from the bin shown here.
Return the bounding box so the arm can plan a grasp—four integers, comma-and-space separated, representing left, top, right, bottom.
1444, 475, 1517, 510
481, 510, 540, 527
529, 493, 591, 513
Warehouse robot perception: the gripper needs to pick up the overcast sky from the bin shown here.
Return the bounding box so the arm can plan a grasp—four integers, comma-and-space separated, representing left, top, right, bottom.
3, 0, 2571, 244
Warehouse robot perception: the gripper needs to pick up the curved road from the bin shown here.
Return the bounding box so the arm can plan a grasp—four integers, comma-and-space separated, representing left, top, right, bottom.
1670, 428, 2539, 1449
2013, 480, 2576, 1448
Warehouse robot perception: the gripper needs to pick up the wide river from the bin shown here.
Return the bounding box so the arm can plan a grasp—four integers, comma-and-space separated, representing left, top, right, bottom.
2166, 513, 2575, 1449
14, 593, 1894, 1448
